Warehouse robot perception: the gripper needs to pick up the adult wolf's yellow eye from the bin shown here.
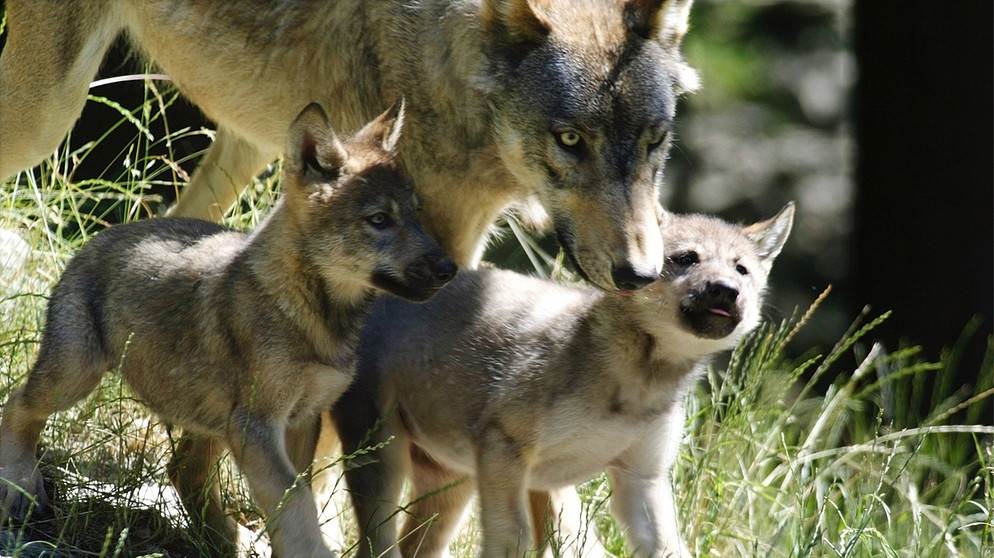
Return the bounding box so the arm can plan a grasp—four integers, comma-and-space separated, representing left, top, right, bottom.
558, 131, 581, 147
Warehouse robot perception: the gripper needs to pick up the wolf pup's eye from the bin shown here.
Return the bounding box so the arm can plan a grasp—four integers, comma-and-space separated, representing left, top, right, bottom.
736, 263, 749, 276
671, 251, 699, 267
366, 212, 392, 229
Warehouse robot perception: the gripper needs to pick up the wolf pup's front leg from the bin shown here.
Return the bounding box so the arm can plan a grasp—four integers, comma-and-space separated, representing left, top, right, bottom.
607, 406, 692, 558
226, 412, 334, 558
476, 442, 532, 558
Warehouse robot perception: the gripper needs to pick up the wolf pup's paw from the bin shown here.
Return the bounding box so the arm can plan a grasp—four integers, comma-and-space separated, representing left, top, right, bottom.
0, 460, 48, 522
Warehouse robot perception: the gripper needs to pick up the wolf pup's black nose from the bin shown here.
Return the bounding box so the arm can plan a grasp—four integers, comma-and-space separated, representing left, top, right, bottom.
429, 255, 458, 284
611, 264, 657, 292
704, 281, 739, 308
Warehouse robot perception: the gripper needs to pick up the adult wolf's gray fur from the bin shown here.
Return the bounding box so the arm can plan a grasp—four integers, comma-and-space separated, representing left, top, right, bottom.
0, 0, 697, 292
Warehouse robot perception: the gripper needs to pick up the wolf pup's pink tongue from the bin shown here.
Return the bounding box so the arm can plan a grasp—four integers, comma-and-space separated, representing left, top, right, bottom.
708, 307, 731, 317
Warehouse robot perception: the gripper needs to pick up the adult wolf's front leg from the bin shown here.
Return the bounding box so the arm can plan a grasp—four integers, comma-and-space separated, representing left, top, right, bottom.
167, 126, 275, 221
399, 447, 474, 558
0, 0, 120, 180
531, 488, 608, 558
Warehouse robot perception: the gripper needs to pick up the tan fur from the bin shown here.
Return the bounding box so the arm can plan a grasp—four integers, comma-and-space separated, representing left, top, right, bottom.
333, 204, 795, 558
1, 0, 698, 549
0, 0, 697, 291
0, 101, 456, 557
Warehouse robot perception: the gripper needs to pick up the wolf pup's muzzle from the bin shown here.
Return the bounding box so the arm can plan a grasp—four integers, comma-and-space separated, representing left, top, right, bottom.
680, 280, 742, 339
373, 251, 457, 303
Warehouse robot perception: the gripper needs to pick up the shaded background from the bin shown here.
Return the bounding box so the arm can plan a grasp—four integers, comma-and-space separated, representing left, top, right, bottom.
671, 0, 991, 419
1, 0, 991, 399
671, 0, 992, 399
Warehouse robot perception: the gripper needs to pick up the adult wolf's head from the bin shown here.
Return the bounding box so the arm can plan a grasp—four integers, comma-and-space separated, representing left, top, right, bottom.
481, 0, 698, 292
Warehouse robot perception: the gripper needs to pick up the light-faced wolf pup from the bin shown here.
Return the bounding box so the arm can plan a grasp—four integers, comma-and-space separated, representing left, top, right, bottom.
333, 203, 795, 558
0, 100, 457, 558
1, 0, 697, 292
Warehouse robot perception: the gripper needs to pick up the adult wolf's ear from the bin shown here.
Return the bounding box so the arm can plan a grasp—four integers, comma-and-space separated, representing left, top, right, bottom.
287, 102, 348, 184
625, 0, 700, 94
480, 0, 550, 53
355, 96, 406, 155
744, 202, 795, 271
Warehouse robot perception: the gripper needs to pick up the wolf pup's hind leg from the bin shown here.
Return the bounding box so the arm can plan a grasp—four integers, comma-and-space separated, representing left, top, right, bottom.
0, 285, 114, 520
167, 435, 238, 555
398, 449, 475, 558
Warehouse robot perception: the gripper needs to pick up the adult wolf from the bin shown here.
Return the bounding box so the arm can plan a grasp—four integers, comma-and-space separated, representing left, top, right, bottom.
0, 0, 697, 291
334, 204, 794, 558
0, 100, 456, 557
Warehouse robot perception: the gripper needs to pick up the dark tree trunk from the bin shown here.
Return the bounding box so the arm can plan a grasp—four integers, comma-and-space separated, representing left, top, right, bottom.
851, 1, 992, 392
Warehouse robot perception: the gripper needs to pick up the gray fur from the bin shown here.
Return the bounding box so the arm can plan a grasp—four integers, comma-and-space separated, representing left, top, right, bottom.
0, 101, 456, 558
335, 204, 794, 558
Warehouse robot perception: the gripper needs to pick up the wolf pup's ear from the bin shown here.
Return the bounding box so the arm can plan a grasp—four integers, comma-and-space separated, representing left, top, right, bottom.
356, 97, 406, 155
287, 102, 348, 184
480, 0, 550, 52
743, 202, 795, 270
625, 0, 700, 94
657, 207, 674, 232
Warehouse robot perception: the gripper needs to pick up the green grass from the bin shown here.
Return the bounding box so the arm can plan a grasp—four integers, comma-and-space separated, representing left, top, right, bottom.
2, 78, 992, 558
674, 297, 993, 557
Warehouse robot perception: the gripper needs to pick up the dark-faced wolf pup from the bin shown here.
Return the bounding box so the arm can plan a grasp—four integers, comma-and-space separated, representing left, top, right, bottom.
334, 204, 794, 558
1, 0, 697, 292
0, 100, 456, 557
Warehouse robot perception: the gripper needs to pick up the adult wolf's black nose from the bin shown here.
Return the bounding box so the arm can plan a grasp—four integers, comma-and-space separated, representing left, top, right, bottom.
704, 281, 739, 307
611, 264, 657, 291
